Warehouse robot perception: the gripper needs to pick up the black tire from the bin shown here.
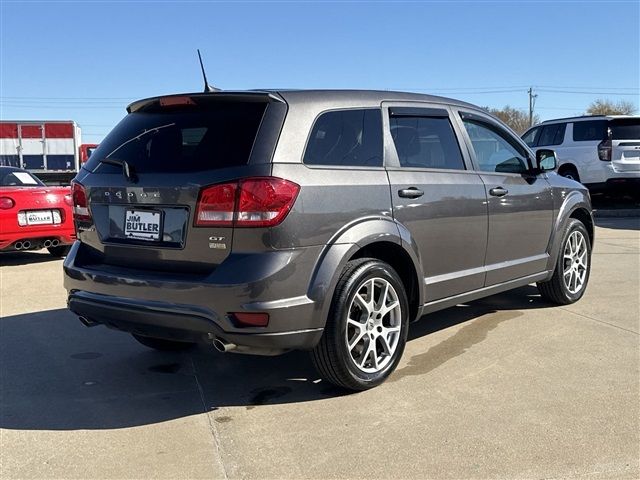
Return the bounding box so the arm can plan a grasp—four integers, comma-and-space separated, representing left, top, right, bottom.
558, 165, 580, 182
537, 218, 591, 305
311, 258, 409, 391
47, 245, 71, 257
132, 334, 195, 351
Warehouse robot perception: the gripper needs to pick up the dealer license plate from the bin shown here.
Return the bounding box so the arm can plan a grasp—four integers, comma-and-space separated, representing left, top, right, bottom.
124, 209, 162, 241
25, 210, 54, 225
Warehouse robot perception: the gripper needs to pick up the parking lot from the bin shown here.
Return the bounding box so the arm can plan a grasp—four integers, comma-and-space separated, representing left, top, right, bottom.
1, 217, 638, 479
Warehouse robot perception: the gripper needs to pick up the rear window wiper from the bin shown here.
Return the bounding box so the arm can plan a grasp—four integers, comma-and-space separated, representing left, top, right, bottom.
105, 123, 176, 159
99, 158, 137, 183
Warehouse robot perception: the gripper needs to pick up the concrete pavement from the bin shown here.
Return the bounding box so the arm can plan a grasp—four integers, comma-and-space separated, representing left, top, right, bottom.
1, 218, 638, 479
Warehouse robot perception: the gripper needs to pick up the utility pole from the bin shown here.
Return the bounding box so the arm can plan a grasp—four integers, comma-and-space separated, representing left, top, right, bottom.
528, 87, 538, 127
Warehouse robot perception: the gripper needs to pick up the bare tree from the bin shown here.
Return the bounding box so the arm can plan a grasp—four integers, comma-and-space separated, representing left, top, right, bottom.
585, 99, 636, 115
484, 106, 539, 134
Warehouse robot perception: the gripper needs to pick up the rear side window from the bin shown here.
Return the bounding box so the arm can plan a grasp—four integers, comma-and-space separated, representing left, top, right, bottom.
303, 109, 383, 167
85, 100, 267, 173
610, 119, 640, 140
538, 123, 566, 146
573, 120, 607, 141
390, 116, 465, 170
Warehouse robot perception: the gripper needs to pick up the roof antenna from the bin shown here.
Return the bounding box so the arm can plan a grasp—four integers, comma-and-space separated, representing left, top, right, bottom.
197, 49, 220, 92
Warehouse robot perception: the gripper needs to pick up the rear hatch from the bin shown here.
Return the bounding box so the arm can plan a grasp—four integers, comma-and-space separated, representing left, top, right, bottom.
610, 118, 640, 172
74, 92, 286, 273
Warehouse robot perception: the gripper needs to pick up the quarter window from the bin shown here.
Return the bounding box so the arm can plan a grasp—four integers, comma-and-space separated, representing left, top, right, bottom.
389, 116, 465, 170
462, 119, 529, 174
573, 120, 608, 141
303, 109, 383, 167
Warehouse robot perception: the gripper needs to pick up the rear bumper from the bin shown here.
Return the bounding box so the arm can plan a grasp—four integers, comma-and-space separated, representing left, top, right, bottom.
68, 291, 323, 355
63, 242, 326, 354
0, 227, 75, 251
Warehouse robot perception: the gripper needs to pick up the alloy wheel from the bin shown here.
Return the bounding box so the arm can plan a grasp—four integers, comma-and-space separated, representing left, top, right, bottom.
563, 230, 588, 294
345, 277, 402, 373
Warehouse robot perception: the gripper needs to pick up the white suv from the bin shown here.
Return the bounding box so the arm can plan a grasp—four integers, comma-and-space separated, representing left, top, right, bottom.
522, 115, 640, 190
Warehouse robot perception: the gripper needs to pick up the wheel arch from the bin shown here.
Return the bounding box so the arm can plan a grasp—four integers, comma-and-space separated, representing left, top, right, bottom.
349, 241, 421, 323
546, 189, 594, 274
307, 217, 424, 328
557, 162, 580, 179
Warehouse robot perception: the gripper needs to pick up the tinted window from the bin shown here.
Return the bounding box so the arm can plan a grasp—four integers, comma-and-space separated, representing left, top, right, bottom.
85, 100, 267, 173
0, 169, 45, 186
522, 127, 540, 147
462, 119, 529, 174
304, 109, 382, 167
610, 119, 640, 140
538, 123, 566, 146
390, 116, 465, 170
573, 120, 607, 141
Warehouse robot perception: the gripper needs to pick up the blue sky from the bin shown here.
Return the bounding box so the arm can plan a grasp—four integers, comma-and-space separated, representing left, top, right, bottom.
1, 1, 638, 143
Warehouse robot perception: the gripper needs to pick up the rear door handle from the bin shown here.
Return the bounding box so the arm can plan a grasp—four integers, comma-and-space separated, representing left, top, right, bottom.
398, 187, 424, 199
489, 187, 508, 197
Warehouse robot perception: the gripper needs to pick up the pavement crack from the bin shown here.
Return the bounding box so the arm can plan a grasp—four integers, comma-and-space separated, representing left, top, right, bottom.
190, 356, 230, 480
558, 307, 639, 335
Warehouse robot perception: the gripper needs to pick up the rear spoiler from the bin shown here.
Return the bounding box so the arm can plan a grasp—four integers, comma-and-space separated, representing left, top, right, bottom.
127, 91, 285, 113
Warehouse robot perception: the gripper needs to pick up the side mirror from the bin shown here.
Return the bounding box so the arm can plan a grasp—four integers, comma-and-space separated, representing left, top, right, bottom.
536, 149, 557, 171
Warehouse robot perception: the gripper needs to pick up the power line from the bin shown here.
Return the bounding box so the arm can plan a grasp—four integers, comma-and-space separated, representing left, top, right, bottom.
536, 89, 639, 96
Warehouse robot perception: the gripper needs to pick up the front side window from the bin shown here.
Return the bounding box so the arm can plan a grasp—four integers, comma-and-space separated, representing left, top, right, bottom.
462, 118, 529, 174
389, 116, 465, 170
303, 109, 383, 167
573, 120, 608, 142
538, 123, 566, 146
522, 127, 540, 147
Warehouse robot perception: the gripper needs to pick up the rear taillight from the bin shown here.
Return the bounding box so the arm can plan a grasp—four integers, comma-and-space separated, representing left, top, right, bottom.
195, 183, 237, 227
0, 197, 15, 209
598, 138, 612, 161
71, 181, 91, 221
195, 177, 300, 228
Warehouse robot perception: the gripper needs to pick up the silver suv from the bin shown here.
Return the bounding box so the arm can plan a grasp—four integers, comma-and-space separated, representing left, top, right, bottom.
522, 115, 640, 190
65, 90, 594, 390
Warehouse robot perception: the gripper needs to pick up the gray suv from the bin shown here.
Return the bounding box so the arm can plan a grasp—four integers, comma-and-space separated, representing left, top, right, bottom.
64, 90, 593, 390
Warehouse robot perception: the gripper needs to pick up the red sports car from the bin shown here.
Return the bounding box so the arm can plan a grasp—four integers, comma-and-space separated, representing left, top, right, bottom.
0, 166, 75, 256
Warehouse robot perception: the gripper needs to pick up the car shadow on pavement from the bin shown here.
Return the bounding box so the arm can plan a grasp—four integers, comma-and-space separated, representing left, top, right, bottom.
0, 286, 553, 431
0, 250, 62, 266
595, 217, 640, 231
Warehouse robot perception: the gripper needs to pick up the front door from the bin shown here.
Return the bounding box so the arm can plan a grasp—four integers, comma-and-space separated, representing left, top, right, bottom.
456, 110, 554, 286
384, 103, 488, 303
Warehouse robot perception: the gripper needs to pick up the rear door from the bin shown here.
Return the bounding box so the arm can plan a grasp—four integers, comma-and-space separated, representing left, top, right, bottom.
18, 124, 46, 171
75, 93, 285, 273
384, 103, 488, 302
610, 118, 640, 173
455, 109, 554, 286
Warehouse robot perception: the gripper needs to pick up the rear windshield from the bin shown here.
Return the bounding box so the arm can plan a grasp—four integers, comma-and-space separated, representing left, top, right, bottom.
85, 100, 267, 173
0, 169, 44, 186
610, 119, 640, 140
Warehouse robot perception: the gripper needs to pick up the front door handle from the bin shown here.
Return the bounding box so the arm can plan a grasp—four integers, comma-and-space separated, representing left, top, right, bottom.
398, 187, 424, 199
489, 187, 509, 197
